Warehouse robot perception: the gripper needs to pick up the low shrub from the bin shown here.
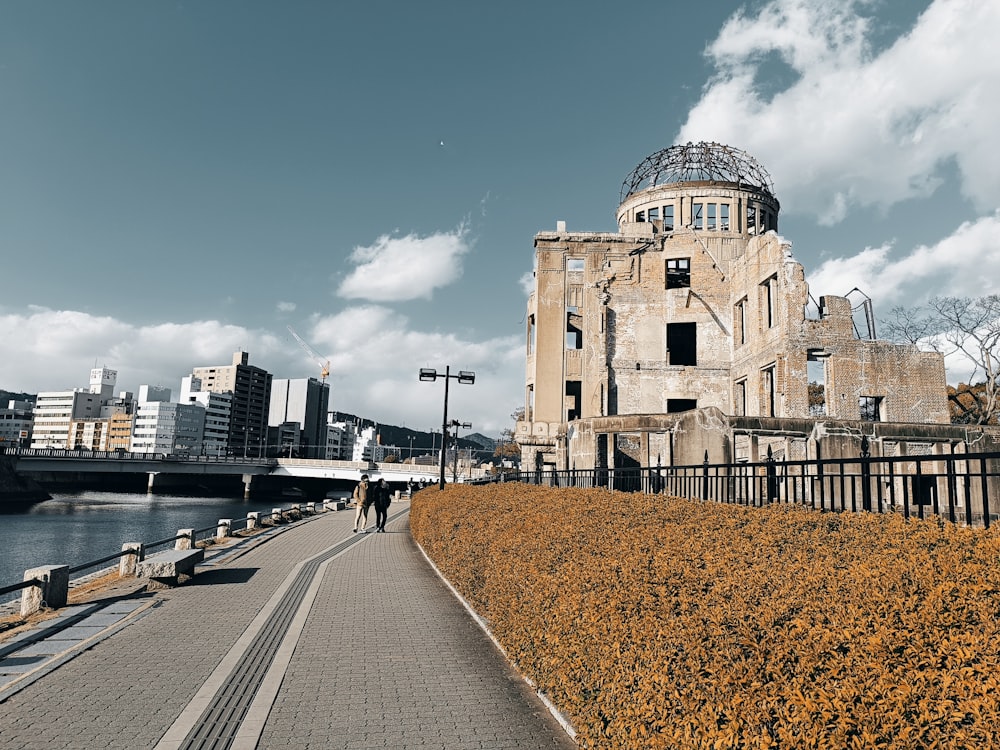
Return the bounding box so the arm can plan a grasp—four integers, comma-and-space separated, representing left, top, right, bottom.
411, 484, 1000, 749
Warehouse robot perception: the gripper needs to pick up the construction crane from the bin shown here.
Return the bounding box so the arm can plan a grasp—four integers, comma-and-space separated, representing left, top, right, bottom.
287, 326, 331, 383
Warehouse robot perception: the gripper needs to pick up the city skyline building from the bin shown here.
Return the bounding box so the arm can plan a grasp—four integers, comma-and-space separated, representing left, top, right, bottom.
268, 377, 330, 459
191, 351, 272, 458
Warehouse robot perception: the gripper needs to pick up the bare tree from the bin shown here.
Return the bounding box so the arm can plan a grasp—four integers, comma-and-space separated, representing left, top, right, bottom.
882, 295, 1000, 424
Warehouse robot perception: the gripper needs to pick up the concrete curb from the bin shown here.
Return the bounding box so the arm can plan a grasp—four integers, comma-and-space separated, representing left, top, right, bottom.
413, 537, 578, 743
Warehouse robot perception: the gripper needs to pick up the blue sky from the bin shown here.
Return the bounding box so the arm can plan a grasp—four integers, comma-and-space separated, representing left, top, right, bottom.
1, 0, 998, 437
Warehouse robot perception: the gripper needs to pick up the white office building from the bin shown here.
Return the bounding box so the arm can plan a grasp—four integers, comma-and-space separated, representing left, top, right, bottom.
180, 377, 233, 457
130, 386, 206, 455
31, 391, 102, 448
351, 425, 377, 463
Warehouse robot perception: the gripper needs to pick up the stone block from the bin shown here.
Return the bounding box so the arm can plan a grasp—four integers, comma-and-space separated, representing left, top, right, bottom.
20, 564, 69, 616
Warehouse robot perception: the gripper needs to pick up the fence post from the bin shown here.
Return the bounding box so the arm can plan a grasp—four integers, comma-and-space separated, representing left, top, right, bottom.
860, 435, 872, 512
217, 519, 232, 539
702, 450, 709, 501
20, 565, 69, 616
766, 445, 777, 503
175, 529, 194, 550
119, 543, 144, 577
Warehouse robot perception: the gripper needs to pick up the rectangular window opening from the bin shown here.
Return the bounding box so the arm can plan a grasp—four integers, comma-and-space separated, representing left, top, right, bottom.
565, 381, 582, 422
567, 257, 584, 272
762, 365, 776, 417
707, 203, 717, 230
667, 399, 697, 414
734, 298, 747, 347
734, 379, 747, 417
667, 322, 697, 366
859, 395, 883, 422
566, 311, 583, 350
761, 275, 777, 329
663, 205, 674, 231
693, 203, 704, 230
666, 258, 691, 289
807, 355, 826, 417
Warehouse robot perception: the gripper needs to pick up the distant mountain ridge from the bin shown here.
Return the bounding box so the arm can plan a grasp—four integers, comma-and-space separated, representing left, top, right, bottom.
0, 390, 34, 405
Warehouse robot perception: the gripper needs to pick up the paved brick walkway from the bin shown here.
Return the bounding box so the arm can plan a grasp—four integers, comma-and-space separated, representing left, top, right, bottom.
0, 501, 575, 749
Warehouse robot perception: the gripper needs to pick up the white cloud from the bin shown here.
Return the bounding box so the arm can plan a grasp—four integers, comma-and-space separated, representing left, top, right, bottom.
276, 301, 296, 313
336, 223, 472, 302
306, 305, 522, 433
0, 306, 522, 435
519, 271, 535, 296
806, 211, 1000, 306
678, 0, 1000, 220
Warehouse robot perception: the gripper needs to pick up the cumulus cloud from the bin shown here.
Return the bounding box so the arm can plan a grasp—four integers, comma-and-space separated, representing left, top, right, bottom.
0, 306, 522, 434
276, 301, 296, 313
806, 211, 1000, 306
336, 223, 472, 302
307, 305, 522, 433
519, 271, 535, 296
678, 0, 1000, 221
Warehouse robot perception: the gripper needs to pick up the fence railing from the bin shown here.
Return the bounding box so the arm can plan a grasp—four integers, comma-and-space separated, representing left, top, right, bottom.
490, 449, 1000, 529
0, 501, 326, 611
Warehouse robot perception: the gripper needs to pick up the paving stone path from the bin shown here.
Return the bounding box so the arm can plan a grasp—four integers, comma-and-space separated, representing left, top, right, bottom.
0, 501, 576, 749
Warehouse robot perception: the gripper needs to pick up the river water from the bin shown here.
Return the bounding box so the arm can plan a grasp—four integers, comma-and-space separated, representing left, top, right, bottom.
0, 491, 320, 606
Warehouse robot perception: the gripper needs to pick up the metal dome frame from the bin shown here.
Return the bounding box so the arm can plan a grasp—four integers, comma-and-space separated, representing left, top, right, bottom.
620, 142, 776, 204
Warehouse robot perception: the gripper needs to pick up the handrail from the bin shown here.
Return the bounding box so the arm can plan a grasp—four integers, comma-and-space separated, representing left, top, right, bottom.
0, 501, 316, 602
0, 578, 45, 598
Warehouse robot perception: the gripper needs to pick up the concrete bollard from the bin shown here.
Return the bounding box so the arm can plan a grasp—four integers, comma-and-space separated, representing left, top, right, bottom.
322, 500, 332, 512
120, 543, 144, 577
306, 502, 316, 514
335, 500, 346, 511
272, 508, 281, 524
217, 519, 232, 539
247, 512, 259, 531
175, 529, 195, 550
20, 565, 69, 617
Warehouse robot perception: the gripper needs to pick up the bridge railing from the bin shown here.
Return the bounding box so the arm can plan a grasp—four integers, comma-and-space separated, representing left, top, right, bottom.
6, 446, 278, 466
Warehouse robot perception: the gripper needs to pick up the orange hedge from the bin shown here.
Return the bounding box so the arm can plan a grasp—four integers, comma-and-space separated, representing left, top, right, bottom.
410, 484, 1000, 749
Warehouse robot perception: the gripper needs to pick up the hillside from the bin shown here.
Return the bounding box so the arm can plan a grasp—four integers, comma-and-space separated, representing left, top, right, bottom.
0, 390, 34, 406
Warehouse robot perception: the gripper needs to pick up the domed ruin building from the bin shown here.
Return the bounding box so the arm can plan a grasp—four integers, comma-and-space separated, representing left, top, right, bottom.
517, 142, 955, 473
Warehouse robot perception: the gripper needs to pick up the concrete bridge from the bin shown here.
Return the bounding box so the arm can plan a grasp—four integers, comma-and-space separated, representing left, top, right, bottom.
5, 448, 443, 500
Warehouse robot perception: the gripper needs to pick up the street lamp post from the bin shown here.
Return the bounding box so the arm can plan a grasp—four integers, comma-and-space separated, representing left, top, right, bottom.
419, 366, 475, 489
449, 419, 472, 483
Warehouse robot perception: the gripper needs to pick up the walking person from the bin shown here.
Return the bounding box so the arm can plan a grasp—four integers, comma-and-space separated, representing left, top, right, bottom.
374, 477, 392, 532
352, 474, 371, 533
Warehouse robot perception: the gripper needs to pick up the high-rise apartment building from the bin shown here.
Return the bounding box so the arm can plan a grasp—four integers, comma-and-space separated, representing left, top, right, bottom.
268, 377, 330, 458
179, 376, 233, 458
191, 351, 272, 457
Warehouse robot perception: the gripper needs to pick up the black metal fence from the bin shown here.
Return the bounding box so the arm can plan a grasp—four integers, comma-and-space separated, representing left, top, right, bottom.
490, 447, 1000, 529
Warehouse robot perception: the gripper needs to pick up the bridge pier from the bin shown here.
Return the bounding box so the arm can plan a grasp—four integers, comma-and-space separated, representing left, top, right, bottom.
242, 474, 253, 500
